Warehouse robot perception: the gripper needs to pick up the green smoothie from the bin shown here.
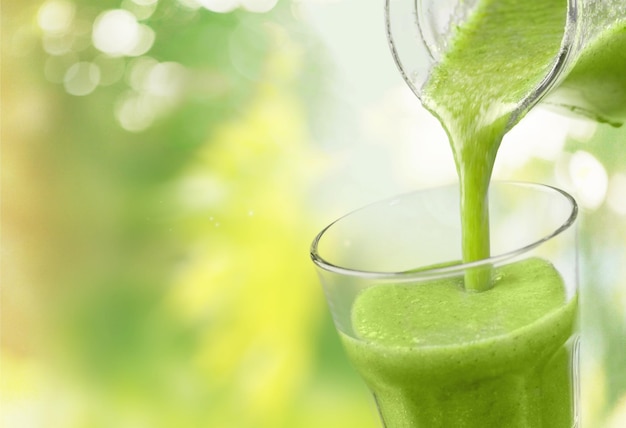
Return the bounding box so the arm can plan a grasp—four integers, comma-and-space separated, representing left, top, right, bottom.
336, 0, 609, 426
420, 0, 625, 291
548, 21, 626, 127
341, 258, 578, 427
421, 0, 567, 291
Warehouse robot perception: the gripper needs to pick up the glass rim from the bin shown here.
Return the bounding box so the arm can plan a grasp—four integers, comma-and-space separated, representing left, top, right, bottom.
310, 181, 578, 280
384, 0, 579, 122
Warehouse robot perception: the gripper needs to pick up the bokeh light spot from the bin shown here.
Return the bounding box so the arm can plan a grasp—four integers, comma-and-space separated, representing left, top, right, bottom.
64, 61, 101, 96
178, 174, 228, 210
229, 22, 268, 80
93, 54, 126, 86
37, 0, 76, 34
607, 395, 626, 428
242, 0, 279, 13
115, 92, 157, 132
127, 56, 159, 91
126, 24, 156, 57
71, 19, 95, 52
122, 0, 159, 20
607, 173, 626, 216
498, 108, 569, 172
115, 58, 187, 131
569, 150, 608, 210
42, 33, 74, 55
175, 0, 203, 10
92, 9, 141, 57
197, 0, 239, 13
146, 62, 188, 97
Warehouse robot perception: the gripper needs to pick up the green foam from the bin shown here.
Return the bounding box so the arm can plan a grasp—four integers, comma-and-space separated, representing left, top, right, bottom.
342, 258, 577, 427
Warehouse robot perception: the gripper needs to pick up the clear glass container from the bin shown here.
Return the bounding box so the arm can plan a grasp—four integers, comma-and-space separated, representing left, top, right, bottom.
311, 182, 580, 427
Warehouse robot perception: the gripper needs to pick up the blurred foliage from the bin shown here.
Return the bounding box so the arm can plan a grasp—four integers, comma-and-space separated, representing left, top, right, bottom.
2, 0, 626, 427
2, 0, 373, 427
561, 123, 626, 427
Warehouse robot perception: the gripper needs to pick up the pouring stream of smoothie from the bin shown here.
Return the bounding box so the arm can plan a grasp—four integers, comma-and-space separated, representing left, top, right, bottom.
421, 0, 567, 291
334, 0, 626, 425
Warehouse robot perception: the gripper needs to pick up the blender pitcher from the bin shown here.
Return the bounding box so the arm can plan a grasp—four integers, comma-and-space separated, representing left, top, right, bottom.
386, 0, 626, 127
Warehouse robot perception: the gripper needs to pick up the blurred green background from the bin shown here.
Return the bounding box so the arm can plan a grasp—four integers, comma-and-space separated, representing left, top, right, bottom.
2, 0, 625, 427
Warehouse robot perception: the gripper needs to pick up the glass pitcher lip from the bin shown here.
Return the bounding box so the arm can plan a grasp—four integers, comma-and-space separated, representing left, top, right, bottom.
310, 181, 578, 281
385, 0, 581, 123
513, 0, 580, 122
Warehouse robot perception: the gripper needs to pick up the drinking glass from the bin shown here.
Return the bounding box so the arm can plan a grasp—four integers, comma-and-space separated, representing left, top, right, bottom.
311, 181, 579, 427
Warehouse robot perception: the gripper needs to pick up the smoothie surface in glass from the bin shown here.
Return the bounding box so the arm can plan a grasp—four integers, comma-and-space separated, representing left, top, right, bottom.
341, 258, 577, 427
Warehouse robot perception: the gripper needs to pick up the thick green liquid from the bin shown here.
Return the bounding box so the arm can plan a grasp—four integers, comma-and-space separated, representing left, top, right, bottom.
336, 0, 626, 425
549, 22, 626, 126
422, 0, 567, 291
421, 0, 625, 291
341, 258, 578, 427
